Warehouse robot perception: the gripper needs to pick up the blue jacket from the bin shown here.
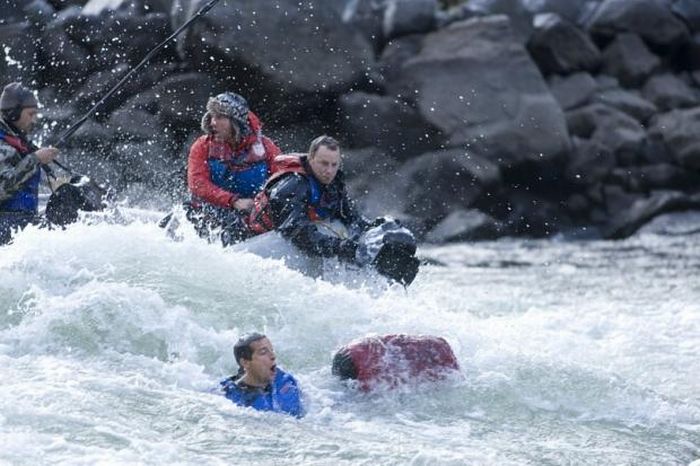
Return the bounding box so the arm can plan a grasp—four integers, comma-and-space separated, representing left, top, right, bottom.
220, 368, 304, 418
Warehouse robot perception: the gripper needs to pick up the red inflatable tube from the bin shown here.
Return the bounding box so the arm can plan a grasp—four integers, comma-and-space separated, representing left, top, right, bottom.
332, 334, 460, 391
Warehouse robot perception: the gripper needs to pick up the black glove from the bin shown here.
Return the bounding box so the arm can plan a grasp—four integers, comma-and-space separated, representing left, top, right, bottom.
337, 238, 359, 263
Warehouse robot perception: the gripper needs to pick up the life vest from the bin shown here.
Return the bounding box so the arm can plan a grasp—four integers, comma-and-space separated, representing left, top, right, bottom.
0, 129, 40, 213
220, 368, 303, 417
206, 138, 269, 199
247, 154, 332, 234
332, 334, 460, 392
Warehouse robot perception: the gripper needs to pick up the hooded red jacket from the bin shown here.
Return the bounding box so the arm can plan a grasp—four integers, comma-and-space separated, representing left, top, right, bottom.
187, 112, 280, 208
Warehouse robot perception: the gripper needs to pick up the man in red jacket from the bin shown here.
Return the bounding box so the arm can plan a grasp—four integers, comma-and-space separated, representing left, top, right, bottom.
186, 92, 280, 245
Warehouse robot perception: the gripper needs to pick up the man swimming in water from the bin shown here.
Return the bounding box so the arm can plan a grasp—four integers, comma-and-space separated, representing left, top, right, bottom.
220, 333, 304, 417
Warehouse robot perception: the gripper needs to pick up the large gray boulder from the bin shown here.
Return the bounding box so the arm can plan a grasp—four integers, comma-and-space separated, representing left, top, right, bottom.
609, 164, 700, 192
378, 34, 424, 85
0, 0, 25, 23
591, 88, 657, 122
0, 23, 38, 82
522, 0, 598, 24
424, 208, 501, 242
466, 0, 535, 41
383, 0, 437, 41
642, 73, 699, 111
601, 33, 660, 87
548, 72, 598, 110
338, 91, 441, 160
565, 137, 616, 186
389, 16, 571, 169
648, 108, 700, 170
586, 0, 690, 47
604, 190, 700, 238
152, 72, 217, 132
528, 13, 601, 75
173, 0, 375, 97
671, 0, 700, 33
394, 147, 502, 221
565, 102, 646, 165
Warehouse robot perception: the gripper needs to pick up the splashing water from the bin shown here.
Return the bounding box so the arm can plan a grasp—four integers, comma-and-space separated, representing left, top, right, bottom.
0, 211, 698, 464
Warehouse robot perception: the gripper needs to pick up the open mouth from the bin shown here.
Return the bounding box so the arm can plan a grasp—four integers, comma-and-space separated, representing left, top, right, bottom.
270, 364, 277, 375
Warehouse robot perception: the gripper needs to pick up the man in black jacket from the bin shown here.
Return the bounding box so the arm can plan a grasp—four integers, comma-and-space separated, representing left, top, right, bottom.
261, 135, 368, 262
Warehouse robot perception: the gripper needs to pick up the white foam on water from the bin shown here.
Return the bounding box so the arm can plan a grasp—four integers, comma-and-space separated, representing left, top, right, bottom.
0, 215, 698, 464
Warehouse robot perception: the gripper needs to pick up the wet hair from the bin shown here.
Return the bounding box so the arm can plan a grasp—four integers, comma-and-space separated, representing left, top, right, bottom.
308, 135, 340, 159
233, 332, 267, 367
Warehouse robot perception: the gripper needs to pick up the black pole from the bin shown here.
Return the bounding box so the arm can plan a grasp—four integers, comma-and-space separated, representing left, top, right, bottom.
53, 0, 223, 150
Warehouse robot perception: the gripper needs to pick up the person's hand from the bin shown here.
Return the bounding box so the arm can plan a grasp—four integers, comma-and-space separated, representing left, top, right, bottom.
232, 198, 254, 211
35, 147, 59, 165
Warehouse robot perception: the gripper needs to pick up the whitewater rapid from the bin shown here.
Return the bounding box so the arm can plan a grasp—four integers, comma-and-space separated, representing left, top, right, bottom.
1, 211, 698, 465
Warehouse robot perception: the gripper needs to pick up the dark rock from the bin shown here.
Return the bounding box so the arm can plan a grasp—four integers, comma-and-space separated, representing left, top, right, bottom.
0, 0, 25, 24
565, 102, 630, 138
37, 26, 91, 93
681, 33, 700, 70
602, 184, 638, 214
591, 107, 647, 166
642, 73, 699, 111
466, 0, 535, 42
601, 33, 660, 87
592, 88, 657, 122
379, 35, 424, 85
68, 119, 115, 151
425, 208, 501, 242
565, 193, 592, 219
0, 23, 38, 82
338, 92, 442, 160
565, 137, 616, 186
174, 0, 375, 97
609, 164, 700, 192
522, 0, 595, 24
383, 0, 437, 41
24, 0, 56, 26
330, 0, 386, 51
549, 72, 598, 110
603, 190, 700, 238
71, 62, 176, 117
528, 13, 601, 75
390, 16, 570, 169
501, 193, 569, 237
648, 108, 700, 169
586, 0, 690, 47
396, 147, 502, 221
595, 74, 620, 91
566, 102, 646, 164
435, 4, 478, 29
345, 148, 409, 220
671, 0, 700, 33
107, 108, 166, 143
343, 147, 401, 182
110, 141, 176, 187
152, 73, 217, 131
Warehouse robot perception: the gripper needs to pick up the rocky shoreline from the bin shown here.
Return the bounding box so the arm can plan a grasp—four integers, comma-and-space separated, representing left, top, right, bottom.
3, 0, 700, 242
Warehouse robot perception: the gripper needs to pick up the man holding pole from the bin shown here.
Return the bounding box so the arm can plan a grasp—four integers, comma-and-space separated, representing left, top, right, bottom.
0, 82, 59, 245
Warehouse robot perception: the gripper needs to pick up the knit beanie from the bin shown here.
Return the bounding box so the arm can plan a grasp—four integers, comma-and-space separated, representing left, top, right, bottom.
200, 92, 251, 137
0, 83, 38, 111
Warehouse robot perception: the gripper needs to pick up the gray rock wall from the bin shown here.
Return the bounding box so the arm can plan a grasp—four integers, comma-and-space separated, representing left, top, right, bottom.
4, 0, 700, 241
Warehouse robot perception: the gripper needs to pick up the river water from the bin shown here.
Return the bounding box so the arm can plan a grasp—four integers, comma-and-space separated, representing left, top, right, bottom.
1, 211, 698, 465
